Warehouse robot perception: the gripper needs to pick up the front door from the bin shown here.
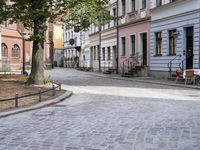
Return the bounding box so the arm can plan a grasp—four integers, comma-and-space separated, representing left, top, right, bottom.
112, 46, 117, 69
142, 33, 147, 66
186, 27, 194, 69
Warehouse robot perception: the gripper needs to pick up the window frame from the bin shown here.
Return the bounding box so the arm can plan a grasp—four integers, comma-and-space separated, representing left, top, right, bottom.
1, 43, 8, 58
155, 32, 162, 56
130, 34, 136, 56
169, 29, 177, 56
121, 37, 126, 56
12, 44, 20, 58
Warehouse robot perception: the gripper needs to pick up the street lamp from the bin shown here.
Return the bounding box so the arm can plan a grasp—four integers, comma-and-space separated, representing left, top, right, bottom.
21, 32, 29, 75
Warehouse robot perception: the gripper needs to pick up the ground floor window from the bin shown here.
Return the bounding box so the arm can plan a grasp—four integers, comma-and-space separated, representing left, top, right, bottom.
130, 35, 135, 56
155, 32, 162, 56
107, 47, 111, 60
12, 44, 20, 58
169, 29, 177, 55
102, 48, 105, 61
1, 43, 8, 57
121, 37, 126, 56
94, 46, 96, 60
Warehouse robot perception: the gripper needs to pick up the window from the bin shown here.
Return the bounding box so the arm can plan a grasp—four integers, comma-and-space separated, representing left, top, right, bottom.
113, 8, 117, 26
107, 47, 111, 60
131, 0, 136, 12
97, 45, 100, 60
121, 37, 126, 56
12, 44, 20, 58
94, 46, 96, 60
130, 35, 135, 55
1, 43, 8, 57
121, 0, 126, 16
155, 32, 162, 56
169, 29, 177, 55
141, 0, 146, 9
156, 0, 162, 6
102, 48, 105, 60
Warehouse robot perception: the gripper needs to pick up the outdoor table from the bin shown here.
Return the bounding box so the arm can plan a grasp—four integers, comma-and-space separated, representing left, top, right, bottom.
183, 69, 200, 79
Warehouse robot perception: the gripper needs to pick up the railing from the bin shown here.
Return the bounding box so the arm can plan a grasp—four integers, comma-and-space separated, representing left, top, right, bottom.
120, 54, 139, 74
179, 58, 186, 72
0, 81, 61, 108
167, 54, 182, 77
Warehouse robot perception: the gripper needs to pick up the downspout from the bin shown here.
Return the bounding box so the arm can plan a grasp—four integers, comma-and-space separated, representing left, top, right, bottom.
116, 0, 119, 74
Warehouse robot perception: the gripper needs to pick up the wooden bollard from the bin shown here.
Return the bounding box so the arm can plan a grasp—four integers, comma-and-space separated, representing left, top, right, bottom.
15, 93, 18, 108
38, 88, 42, 102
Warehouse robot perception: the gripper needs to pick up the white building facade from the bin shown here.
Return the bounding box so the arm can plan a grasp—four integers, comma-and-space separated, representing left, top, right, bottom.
150, 0, 200, 78
89, 0, 118, 73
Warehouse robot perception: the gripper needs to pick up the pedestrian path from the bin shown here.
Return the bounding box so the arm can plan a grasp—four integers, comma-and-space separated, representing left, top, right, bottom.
86, 71, 200, 90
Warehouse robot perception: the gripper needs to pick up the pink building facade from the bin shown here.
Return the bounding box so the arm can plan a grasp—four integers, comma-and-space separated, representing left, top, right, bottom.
118, 0, 151, 74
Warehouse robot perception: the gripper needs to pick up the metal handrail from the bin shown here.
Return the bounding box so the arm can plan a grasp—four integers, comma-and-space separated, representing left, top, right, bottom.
120, 55, 139, 74
178, 58, 186, 72
168, 54, 182, 76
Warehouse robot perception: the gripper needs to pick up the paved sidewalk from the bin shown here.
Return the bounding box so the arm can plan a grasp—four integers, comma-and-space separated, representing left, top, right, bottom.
86, 71, 200, 90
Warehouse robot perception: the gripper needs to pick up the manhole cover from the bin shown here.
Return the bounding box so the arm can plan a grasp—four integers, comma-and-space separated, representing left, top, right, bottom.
33, 111, 54, 117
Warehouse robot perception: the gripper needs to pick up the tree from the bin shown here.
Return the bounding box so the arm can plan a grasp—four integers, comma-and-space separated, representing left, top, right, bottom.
0, 0, 111, 85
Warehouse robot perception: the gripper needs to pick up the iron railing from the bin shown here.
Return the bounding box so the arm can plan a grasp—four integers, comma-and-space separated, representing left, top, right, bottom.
0, 81, 61, 108
167, 54, 182, 77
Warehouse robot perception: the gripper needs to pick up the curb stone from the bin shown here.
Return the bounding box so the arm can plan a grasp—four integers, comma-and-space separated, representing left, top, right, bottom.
86, 72, 200, 90
0, 90, 73, 118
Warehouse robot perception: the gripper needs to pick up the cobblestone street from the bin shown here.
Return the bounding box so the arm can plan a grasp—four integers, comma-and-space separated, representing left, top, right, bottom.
1, 68, 200, 150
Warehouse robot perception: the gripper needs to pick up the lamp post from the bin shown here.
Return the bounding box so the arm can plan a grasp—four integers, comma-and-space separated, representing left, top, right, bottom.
0, 25, 3, 64
21, 32, 27, 75
98, 0, 102, 72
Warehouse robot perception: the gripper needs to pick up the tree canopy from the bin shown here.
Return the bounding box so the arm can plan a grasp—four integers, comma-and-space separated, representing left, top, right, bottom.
0, 0, 112, 85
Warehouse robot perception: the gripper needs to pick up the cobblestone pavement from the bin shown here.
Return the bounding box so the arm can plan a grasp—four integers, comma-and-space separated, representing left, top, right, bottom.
1, 68, 200, 150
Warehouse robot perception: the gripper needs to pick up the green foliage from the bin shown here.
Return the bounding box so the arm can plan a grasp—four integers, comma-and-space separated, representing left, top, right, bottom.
43, 75, 51, 85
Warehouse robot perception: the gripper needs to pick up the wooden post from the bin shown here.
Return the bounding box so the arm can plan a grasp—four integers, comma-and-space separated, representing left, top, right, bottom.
38, 88, 41, 102
52, 85, 55, 96
15, 93, 18, 108
59, 83, 61, 91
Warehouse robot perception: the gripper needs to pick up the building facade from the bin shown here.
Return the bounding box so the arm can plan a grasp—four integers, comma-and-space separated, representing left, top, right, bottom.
89, 0, 118, 72
150, 0, 200, 78
118, 0, 151, 75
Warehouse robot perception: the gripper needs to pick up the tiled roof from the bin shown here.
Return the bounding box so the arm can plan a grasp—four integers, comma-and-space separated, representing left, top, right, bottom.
2, 28, 22, 38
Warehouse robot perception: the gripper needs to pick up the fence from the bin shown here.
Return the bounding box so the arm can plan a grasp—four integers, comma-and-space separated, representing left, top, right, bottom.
0, 81, 61, 108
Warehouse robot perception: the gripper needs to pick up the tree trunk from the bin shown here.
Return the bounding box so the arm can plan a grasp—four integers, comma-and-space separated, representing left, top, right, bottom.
28, 19, 46, 85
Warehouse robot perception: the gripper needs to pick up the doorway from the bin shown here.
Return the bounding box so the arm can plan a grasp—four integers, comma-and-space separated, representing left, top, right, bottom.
90, 47, 93, 68
141, 33, 147, 66
186, 27, 194, 69
112, 46, 117, 69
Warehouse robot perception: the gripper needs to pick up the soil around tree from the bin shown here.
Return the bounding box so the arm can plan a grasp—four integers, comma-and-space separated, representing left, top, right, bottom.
0, 74, 65, 112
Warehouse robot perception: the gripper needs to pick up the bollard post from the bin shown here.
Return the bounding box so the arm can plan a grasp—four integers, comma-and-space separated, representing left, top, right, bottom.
15, 93, 18, 108
59, 83, 61, 91
38, 88, 41, 102
52, 85, 55, 96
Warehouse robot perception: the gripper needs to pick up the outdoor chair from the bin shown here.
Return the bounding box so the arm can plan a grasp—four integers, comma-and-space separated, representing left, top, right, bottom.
175, 69, 183, 83
185, 70, 195, 85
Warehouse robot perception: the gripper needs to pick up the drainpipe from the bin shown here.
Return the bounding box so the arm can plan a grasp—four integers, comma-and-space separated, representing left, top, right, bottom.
116, 0, 119, 74
98, 0, 101, 72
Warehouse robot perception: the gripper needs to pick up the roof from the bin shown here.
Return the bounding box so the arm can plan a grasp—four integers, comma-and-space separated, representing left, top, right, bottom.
1, 28, 22, 38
